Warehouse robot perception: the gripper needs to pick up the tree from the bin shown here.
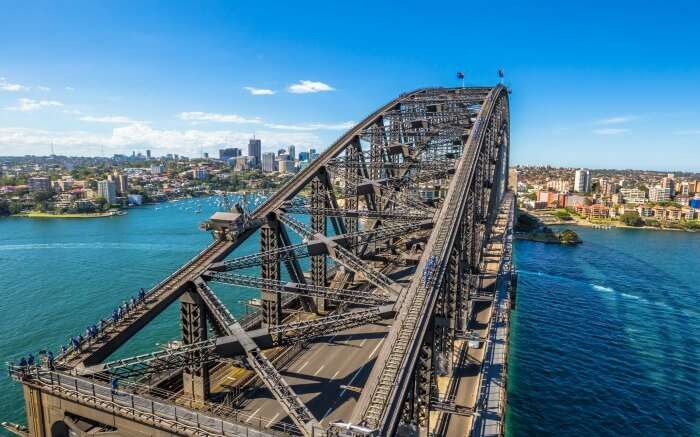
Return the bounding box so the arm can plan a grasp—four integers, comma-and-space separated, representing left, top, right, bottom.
559, 229, 581, 244
553, 209, 573, 221
515, 211, 539, 232
620, 211, 643, 227
0, 200, 10, 216
32, 191, 53, 203
93, 196, 107, 210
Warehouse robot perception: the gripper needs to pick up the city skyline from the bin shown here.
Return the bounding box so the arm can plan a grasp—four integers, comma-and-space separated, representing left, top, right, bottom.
1, 1, 699, 170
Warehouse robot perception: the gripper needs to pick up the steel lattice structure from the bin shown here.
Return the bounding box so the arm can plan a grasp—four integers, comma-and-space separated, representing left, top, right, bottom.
9, 85, 512, 437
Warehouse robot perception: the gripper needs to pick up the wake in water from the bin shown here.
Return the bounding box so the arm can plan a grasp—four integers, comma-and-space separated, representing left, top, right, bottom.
0, 242, 195, 252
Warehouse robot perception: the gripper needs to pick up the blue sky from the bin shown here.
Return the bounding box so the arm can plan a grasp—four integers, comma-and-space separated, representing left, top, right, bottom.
0, 0, 698, 171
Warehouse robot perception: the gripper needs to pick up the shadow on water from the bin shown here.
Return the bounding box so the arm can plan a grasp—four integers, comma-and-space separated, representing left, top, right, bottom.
506, 229, 700, 436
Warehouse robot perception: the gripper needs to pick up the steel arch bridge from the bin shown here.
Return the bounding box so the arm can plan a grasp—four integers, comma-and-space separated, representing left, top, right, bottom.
9, 85, 515, 437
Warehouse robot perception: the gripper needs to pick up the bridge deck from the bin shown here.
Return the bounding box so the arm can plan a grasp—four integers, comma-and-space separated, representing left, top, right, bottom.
238, 320, 391, 431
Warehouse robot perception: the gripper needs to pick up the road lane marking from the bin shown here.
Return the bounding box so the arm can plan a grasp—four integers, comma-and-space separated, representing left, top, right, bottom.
322, 406, 334, 420
297, 360, 310, 372
313, 364, 325, 376
245, 407, 262, 423
332, 370, 340, 380
338, 339, 385, 398
368, 338, 385, 359
266, 412, 280, 428
359, 338, 367, 347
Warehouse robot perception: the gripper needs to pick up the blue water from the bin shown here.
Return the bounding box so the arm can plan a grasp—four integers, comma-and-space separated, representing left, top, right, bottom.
0, 197, 265, 427
2, 206, 698, 436
507, 226, 700, 436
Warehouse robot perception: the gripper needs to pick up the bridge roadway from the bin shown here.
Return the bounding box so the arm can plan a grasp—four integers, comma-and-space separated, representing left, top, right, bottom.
237, 320, 391, 431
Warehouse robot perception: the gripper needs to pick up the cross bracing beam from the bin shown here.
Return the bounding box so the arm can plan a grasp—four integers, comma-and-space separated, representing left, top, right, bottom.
276, 213, 405, 296
214, 219, 432, 273
189, 279, 319, 435
79, 305, 395, 380
205, 271, 393, 306
349, 85, 510, 434
279, 205, 430, 222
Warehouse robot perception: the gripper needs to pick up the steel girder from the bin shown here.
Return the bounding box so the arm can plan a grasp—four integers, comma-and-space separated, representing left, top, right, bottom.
349, 85, 510, 434
31, 86, 509, 437
206, 271, 393, 306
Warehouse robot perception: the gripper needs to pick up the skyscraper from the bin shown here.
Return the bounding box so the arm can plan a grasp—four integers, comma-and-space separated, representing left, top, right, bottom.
146, 149, 151, 159
97, 180, 117, 205
262, 152, 276, 172
219, 147, 241, 161
108, 172, 128, 195
574, 168, 591, 193
248, 138, 262, 167
288, 145, 296, 162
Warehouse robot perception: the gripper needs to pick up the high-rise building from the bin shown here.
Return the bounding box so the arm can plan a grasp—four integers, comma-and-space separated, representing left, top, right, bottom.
508, 168, 518, 192
28, 177, 51, 192
234, 156, 250, 171
546, 179, 570, 193
97, 180, 117, 205
108, 172, 128, 195
146, 149, 151, 159
574, 168, 591, 193
299, 151, 310, 162
262, 152, 276, 172
219, 148, 241, 161
661, 174, 675, 196
288, 145, 296, 162
248, 138, 262, 167
278, 160, 294, 174
649, 186, 671, 203
150, 164, 164, 175
619, 188, 647, 204
192, 168, 208, 180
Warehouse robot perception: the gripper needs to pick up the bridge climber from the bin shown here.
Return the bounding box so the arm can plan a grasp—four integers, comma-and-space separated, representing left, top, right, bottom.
8, 85, 514, 437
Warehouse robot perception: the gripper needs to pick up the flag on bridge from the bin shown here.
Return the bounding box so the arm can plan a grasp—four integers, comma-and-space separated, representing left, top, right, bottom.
456, 72, 465, 79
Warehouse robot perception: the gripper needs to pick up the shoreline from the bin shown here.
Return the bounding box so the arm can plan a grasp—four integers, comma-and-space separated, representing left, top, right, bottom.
561, 219, 695, 233
11, 211, 124, 219
529, 212, 696, 233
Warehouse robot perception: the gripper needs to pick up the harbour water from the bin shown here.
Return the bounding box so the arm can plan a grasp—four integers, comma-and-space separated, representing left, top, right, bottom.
0, 196, 263, 427
1, 204, 698, 435
507, 226, 700, 436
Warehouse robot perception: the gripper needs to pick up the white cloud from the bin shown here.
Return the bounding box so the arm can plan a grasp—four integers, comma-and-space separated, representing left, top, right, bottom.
36, 85, 51, 92
595, 116, 636, 125
65, 86, 75, 91
79, 115, 141, 124
594, 128, 628, 135
5, 98, 63, 112
264, 121, 356, 131
179, 111, 263, 124
243, 86, 276, 95
0, 125, 320, 156
287, 80, 334, 94
0, 77, 29, 92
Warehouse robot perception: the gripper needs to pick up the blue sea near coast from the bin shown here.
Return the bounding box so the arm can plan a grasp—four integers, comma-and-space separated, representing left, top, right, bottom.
507, 226, 700, 436
0, 197, 265, 428
1, 202, 698, 436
